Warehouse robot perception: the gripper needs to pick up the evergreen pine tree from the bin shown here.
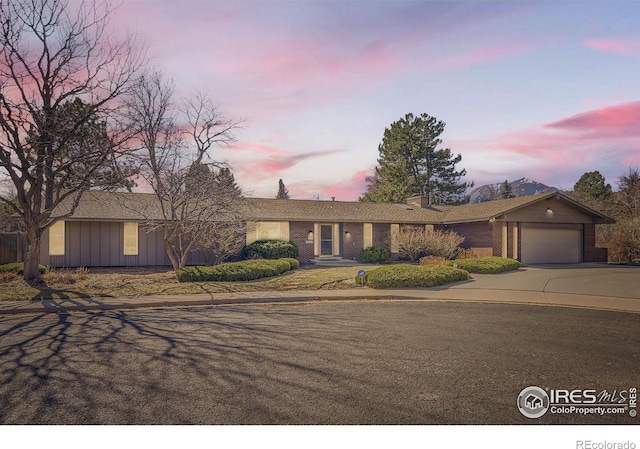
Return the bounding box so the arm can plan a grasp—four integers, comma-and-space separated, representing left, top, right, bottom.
573, 171, 612, 202
500, 180, 515, 199
360, 113, 472, 204
214, 167, 243, 196
276, 179, 290, 199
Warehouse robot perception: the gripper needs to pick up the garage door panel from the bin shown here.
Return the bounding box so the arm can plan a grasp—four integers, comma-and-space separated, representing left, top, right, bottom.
521, 227, 582, 264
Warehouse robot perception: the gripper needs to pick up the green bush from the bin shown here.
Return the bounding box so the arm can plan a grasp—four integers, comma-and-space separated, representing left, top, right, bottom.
357, 264, 469, 289
279, 257, 300, 270
357, 246, 389, 264
176, 258, 293, 282
244, 239, 299, 260
448, 257, 521, 274
0, 262, 48, 275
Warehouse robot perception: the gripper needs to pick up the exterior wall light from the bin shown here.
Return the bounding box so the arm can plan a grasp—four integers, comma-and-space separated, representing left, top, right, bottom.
308, 231, 313, 239
547, 208, 553, 214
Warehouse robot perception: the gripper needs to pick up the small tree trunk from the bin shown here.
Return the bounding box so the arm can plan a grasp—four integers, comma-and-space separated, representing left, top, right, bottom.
164, 238, 180, 271
23, 224, 42, 282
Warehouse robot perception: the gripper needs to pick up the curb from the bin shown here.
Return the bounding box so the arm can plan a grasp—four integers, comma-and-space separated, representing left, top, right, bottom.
1, 289, 638, 316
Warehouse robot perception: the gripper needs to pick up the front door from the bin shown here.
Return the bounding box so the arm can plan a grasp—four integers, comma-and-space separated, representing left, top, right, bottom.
320, 224, 333, 256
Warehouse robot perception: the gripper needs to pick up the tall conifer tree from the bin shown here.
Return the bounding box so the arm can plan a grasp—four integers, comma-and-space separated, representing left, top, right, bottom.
360, 113, 472, 204
276, 179, 291, 199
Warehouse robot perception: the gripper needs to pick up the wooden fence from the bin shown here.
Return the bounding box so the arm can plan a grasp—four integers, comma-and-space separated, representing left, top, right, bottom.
0, 232, 24, 264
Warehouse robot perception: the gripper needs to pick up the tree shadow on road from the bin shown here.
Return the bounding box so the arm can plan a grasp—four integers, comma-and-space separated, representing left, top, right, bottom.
1, 303, 639, 425
0, 305, 420, 424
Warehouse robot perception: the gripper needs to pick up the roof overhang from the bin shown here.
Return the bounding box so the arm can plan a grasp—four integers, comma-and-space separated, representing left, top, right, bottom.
489, 192, 616, 224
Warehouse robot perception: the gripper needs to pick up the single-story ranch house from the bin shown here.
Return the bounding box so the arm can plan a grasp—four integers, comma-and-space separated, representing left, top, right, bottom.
39, 190, 614, 267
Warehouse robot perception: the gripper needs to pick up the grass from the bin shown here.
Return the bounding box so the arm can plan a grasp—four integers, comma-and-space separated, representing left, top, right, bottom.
0, 265, 374, 302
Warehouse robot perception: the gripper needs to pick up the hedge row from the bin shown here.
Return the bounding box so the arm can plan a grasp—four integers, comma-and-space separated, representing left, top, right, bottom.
358, 264, 469, 289
448, 257, 521, 274
176, 258, 297, 282
0, 263, 48, 275
244, 240, 299, 260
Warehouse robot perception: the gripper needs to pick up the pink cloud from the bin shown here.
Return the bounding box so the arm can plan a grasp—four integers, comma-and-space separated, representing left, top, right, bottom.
319, 169, 372, 201
230, 143, 289, 156
460, 102, 640, 187
434, 42, 533, 71
232, 148, 346, 181
544, 101, 640, 138
583, 38, 637, 55
286, 168, 372, 201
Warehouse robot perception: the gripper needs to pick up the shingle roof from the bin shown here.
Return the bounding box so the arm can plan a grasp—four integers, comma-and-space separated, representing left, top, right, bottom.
54, 190, 613, 224
53, 191, 163, 221
244, 197, 451, 223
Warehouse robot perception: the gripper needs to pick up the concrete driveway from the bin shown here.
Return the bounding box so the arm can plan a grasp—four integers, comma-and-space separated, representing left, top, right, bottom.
449, 264, 640, 299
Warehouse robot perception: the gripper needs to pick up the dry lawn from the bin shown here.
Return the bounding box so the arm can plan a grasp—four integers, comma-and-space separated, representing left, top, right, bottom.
0, 265, 372, 302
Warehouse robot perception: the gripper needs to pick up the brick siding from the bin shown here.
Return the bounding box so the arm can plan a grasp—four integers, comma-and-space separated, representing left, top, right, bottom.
443, 221, 494, 257
583, 223, 608, 262
290, 221, 315, 263
342, 223, 364, 261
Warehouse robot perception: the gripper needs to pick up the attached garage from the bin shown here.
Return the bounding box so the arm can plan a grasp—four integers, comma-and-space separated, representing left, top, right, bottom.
520, 224, 582, 264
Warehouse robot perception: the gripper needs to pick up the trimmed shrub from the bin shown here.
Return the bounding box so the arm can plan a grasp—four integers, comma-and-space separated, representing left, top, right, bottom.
176, 258, 293, 282
357, 246, 389, 264
357, 264, 469, 289
0, 262, 47, 275
448, 257, 521, 274
244, 239, 299, 260
280, 257, 300, 270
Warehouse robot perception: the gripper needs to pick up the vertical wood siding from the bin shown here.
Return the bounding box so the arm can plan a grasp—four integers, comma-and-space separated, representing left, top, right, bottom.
42, 221, 171, 267
0, 233, 23, 264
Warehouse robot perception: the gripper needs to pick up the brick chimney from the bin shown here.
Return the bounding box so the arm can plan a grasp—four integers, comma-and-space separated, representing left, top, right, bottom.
406, 194, 432, 209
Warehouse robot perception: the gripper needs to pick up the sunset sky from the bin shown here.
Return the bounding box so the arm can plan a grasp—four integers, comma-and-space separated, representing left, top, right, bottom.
117, 0, 639, 200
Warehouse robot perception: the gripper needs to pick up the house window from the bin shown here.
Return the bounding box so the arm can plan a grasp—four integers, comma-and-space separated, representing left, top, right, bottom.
255, 222, 290, 241
123, 222, 139, 256
49, 220, 65, 256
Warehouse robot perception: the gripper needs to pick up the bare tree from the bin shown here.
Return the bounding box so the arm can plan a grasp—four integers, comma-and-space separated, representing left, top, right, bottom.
0, 0, 145, 280
615, 167, 640, 220
128, 71, 245, 270
392, 225, 465, 261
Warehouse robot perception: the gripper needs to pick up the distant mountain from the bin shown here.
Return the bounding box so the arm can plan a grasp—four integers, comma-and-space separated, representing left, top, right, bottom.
469, 178, 561, 203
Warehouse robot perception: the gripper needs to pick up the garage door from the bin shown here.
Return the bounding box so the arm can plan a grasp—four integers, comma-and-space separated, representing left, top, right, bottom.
520, 226, 582, 264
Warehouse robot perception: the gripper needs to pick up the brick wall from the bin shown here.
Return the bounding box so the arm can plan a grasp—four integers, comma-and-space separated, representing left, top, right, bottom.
492, 221, 502, 257
583, 223, 608, 262
343, 223, 364, 260
290, 221, 315, 263
434, 221, 493, 257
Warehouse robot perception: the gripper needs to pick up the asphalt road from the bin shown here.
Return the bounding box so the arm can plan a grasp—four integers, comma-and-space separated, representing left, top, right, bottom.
1, 301, 638, 424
